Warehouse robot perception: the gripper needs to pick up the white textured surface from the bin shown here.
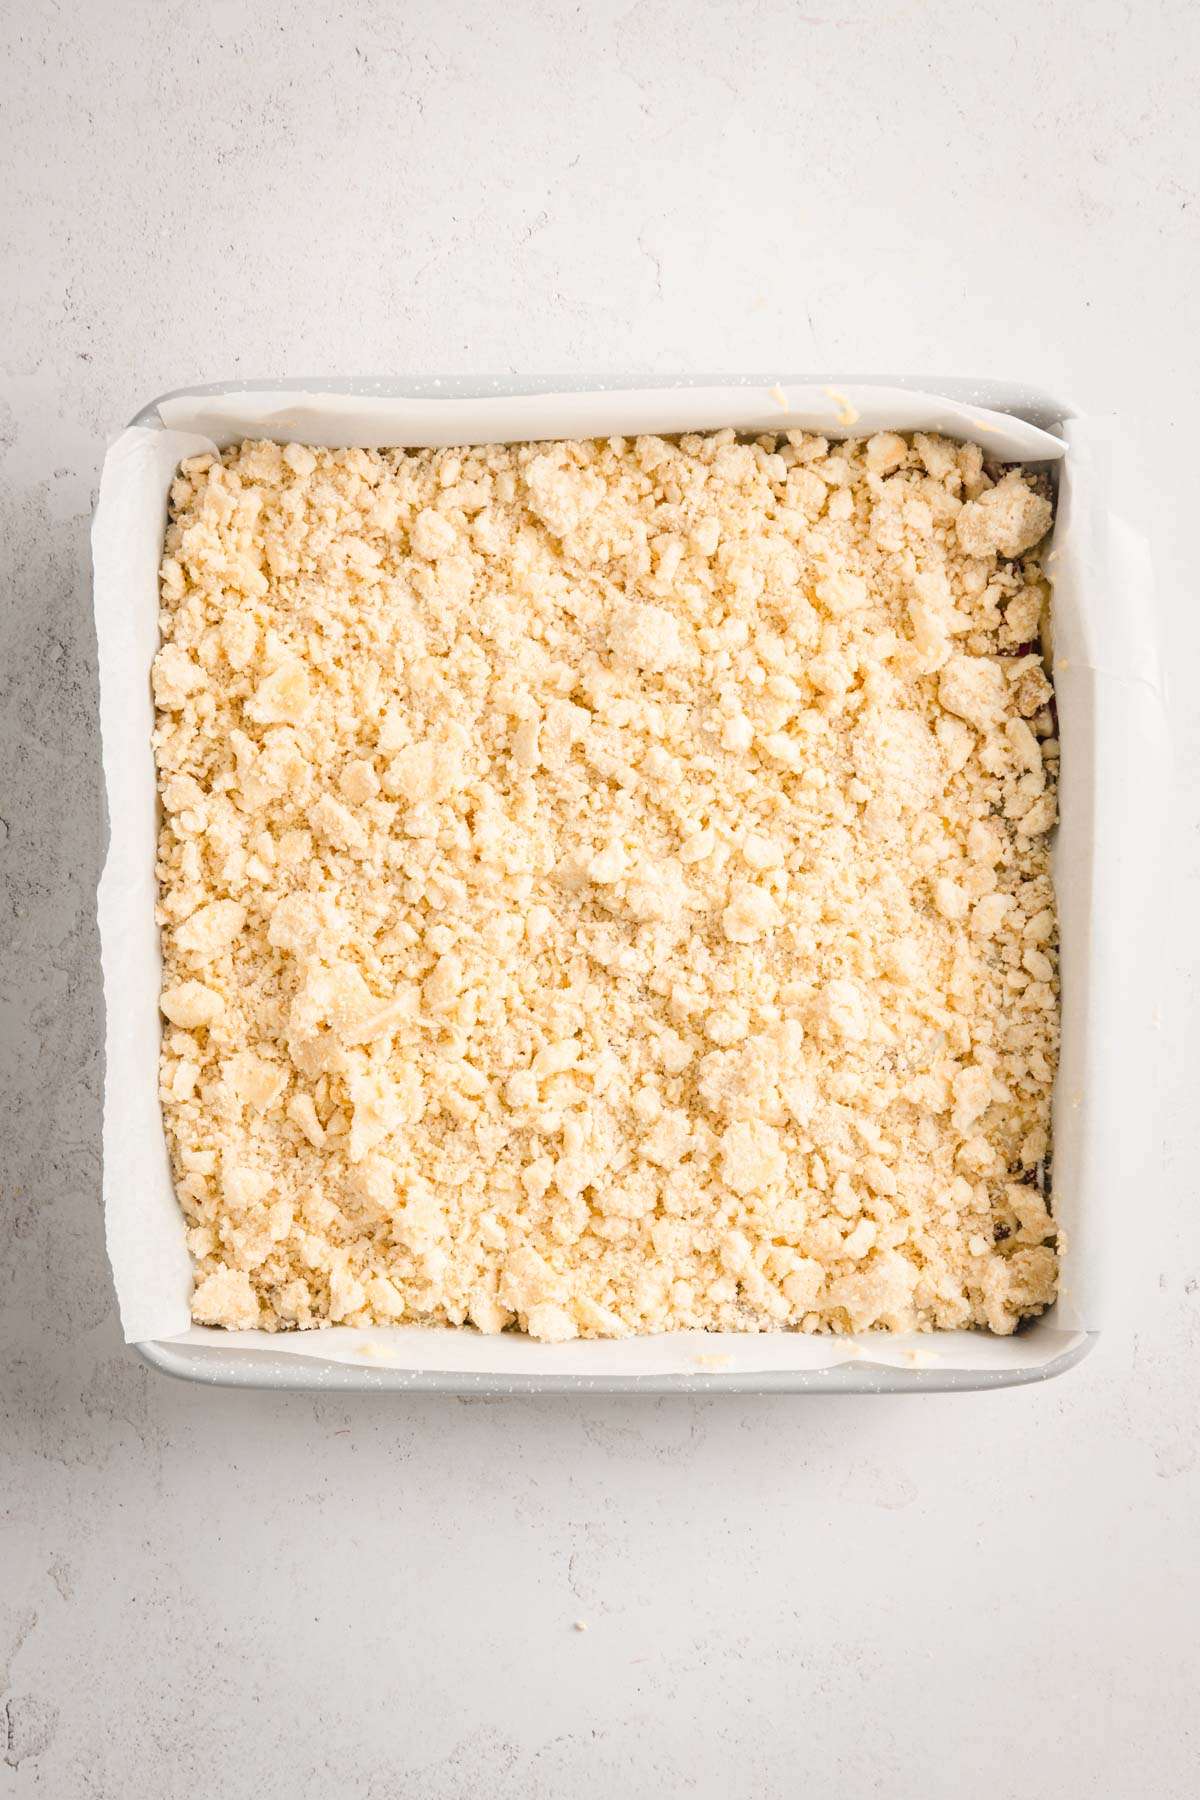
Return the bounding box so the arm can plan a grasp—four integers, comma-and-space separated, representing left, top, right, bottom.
1, 1, 1196, 1794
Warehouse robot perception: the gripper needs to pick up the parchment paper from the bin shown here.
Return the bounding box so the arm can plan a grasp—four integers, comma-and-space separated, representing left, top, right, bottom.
92, 383, 1164, 1377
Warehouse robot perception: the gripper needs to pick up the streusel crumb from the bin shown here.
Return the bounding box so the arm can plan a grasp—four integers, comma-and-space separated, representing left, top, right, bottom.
154, 428, 1059, 1340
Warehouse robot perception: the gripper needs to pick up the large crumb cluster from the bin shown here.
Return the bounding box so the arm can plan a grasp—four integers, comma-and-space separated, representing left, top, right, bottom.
154, 426, 1059, 1341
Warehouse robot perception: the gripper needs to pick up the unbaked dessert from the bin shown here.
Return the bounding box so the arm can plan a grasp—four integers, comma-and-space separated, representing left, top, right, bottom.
153, 426, 1059, 1341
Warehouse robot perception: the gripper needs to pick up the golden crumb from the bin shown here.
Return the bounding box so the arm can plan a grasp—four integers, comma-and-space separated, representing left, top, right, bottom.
823, 386, 861, 427
155, 427, 1058, 1341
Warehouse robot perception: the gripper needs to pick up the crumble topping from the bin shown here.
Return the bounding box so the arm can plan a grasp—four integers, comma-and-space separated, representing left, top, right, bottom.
154, 426, 1059, 1340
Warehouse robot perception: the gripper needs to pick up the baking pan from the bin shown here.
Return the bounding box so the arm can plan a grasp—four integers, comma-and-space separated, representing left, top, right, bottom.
94, 376, 1164, 1392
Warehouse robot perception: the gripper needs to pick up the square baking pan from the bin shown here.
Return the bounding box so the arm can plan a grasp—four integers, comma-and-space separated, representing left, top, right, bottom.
95, 375, 1164, 1393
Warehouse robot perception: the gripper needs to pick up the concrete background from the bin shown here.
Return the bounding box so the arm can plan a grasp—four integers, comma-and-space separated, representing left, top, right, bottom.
1, 1, 1197, 1794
